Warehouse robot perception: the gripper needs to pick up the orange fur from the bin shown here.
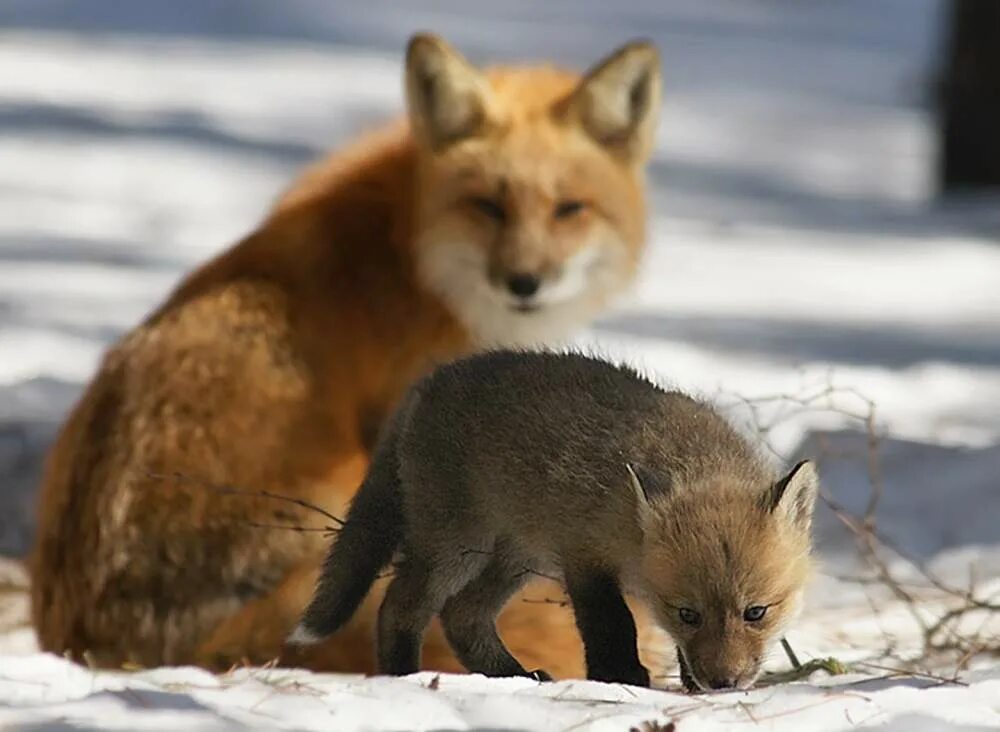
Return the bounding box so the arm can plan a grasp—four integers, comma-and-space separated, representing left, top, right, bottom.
30, 34, 660, 677
640, 468, 816, 689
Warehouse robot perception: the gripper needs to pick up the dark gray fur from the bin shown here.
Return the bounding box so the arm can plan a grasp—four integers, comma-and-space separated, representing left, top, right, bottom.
289, 350, 777, 685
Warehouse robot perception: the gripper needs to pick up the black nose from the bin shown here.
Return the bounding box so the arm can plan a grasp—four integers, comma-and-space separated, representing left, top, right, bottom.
506, 273, 541, 298
709, 677, 737, 690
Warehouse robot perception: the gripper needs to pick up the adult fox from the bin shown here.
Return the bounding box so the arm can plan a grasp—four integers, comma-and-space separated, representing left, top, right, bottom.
31, 33, 662, 676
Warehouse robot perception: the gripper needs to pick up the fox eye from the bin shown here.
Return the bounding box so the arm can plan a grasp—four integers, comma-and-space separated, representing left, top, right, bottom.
743, 605, 767, 622
554, 200, 585, 219
469, 196, 506, 223
678, 607, 701, 626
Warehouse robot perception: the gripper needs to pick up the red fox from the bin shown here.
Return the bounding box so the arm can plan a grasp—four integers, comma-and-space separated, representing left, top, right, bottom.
290, 350, 819, 690
30, 34, 662, 675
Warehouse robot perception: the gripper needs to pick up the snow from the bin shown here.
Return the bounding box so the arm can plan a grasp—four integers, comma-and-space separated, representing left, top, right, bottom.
1, 0, 999, 729
1, 654, 999, 731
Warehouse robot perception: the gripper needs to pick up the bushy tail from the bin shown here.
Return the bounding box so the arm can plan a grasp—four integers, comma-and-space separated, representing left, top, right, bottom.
287, 415, 404, 645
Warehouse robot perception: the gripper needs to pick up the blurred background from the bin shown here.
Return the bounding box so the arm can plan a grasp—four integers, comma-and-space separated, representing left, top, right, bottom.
0, 0, 998, 630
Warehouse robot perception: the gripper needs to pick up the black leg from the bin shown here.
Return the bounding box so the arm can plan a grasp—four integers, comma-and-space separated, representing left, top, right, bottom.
377, 559, 448, 675
564, 568, 649, 687
440, 555, 541, 679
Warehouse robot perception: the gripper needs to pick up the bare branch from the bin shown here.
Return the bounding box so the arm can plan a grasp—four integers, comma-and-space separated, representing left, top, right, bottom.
145, 469, 345, 528
721, 377, 999, 672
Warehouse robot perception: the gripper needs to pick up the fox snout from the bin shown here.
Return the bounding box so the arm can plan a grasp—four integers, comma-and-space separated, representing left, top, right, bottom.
502, 272, 542, 299
487, 263, 556, 309
487, 240, 606, 311
680, 645, 762, 692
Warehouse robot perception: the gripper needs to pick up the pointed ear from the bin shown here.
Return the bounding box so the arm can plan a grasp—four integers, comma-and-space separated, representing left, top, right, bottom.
763, 460, 819, 532
626, 461, 671, 517
405, 33, 492, 151
560, 40, 661, 163
626, 462, 651, 515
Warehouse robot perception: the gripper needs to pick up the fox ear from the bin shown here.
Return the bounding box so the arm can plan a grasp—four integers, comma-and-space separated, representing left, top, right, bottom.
405, 33, 492, 151
627, 461, 671, 514
763, 460, 819, 533
561, 40, 661, 163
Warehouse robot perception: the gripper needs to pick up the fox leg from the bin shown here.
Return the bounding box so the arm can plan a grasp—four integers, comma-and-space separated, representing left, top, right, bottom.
194, 561, 649, 682
197, 563, 596, 679
439, 554, 550, 680
195, 559, 578, 677
194, 560, 324, 670
564, 568, 650, 687
377, 556, 477, 675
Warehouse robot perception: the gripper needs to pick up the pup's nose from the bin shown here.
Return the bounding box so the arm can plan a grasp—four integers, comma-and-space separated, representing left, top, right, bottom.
506, 273, 541, 298
709, 677, 736, 690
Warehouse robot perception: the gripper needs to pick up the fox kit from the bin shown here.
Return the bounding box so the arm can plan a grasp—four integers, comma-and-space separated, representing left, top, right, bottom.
290, 351, 819, 690
30, 35, 661, 673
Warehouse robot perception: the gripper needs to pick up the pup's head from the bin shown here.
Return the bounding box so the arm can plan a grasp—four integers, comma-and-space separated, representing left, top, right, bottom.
630, 460, 819, 691
406, 33, 661, 347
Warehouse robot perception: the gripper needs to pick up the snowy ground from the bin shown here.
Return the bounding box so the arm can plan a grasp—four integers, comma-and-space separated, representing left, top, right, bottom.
1, 0, 999, 729
1, 655, 999, 731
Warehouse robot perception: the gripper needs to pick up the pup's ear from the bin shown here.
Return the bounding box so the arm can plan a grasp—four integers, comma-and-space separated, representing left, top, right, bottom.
405, 33, 492, 151
762, 460, 819, 533
559, 40, 661, 163
627, 461, 672, 524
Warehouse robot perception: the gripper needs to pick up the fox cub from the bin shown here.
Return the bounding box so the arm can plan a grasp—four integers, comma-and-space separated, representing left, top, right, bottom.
290, 351, 819, 691
31, 34, 661, 672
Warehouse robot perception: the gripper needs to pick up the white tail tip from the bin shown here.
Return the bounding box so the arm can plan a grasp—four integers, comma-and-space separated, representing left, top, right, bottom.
286, 623, 324, 646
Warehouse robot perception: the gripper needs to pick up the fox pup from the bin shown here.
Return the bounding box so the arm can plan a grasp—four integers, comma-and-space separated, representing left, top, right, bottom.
290, 351, 819, 691
31, 34, 661, 672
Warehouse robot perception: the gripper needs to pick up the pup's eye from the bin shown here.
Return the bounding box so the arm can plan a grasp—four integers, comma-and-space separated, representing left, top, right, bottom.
678, 607, 701, 626
469, 196, 506, 222
743, 605, 767, 622
554, 200, 585, 219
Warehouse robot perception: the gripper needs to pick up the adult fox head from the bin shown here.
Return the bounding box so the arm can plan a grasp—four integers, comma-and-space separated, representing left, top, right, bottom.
632, 460, 820, 691
406, 34, 661, 346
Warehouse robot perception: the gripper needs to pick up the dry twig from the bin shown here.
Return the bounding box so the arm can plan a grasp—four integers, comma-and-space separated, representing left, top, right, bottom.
723, 377, 1000, 673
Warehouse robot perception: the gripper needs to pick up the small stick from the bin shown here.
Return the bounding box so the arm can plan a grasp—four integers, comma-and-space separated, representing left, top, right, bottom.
853, 661, 968, 687
145, 470, 345, 527
246, 521, 335, 534
781, 637, 802, 670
